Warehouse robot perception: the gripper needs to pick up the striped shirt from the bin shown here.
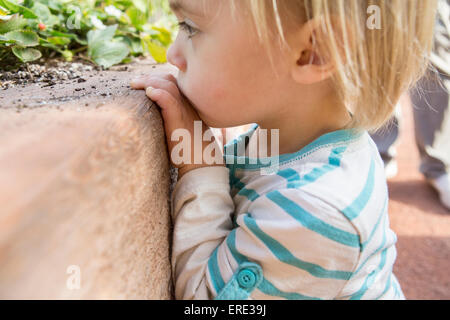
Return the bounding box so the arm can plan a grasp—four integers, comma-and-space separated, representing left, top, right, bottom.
170, 124, 405, 300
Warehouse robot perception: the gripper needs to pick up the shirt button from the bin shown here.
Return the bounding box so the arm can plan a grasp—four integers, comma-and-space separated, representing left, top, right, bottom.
237, 269, 257, 289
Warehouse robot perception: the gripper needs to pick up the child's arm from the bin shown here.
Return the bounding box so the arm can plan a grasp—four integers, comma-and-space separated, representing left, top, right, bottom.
171, 167, 362, 300
170, 166, 235, 299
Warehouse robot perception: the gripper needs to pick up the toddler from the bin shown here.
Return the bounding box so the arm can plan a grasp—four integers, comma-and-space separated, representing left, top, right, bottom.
131, 0, 437, 299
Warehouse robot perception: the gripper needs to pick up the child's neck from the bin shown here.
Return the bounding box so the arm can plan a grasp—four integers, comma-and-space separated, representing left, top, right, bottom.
251, 96, 352, 157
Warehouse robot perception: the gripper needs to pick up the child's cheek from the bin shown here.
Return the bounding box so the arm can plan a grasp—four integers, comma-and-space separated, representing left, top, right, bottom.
191, 77, 227, 109
210, 84, 228, 103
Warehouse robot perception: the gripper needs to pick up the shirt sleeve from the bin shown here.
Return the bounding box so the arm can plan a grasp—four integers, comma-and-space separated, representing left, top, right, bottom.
171, 167, 361, 300
170, 166, 235, 299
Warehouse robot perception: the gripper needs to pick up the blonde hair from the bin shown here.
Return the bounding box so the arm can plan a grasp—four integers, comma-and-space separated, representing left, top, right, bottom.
226, 0, 438, 131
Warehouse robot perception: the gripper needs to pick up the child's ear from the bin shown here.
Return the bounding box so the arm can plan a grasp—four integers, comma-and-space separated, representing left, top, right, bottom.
290, 18, 336, 85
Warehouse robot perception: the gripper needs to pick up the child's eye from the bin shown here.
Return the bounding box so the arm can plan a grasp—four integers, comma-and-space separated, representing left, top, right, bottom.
177, 21, 198, 39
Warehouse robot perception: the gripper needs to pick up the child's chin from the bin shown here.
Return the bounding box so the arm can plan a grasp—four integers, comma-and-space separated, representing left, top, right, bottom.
197, 111, 242, 129
195, 112, 220, 128
200, 117, 222, 128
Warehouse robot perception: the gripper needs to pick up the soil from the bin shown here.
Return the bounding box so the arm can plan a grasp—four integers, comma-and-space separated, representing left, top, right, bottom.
0, 57, 177, 112
0, 58, 101, 90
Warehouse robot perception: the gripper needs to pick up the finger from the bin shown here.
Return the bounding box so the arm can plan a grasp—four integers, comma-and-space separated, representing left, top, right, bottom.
144, 72, 177, 83
158, 72, 177, 84
131, 73, 177, 89
133, 77, 181, 100
146, 87, 183, 120
146, 87, 187, 137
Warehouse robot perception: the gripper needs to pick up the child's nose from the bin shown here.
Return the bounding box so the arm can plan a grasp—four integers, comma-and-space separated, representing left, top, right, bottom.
167, 43, 187, 73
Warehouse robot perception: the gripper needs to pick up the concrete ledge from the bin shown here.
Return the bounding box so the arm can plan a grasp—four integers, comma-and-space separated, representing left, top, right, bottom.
0, 65, 175, 299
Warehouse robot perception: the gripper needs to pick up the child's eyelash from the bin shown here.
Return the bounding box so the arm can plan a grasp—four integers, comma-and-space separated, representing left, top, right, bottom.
177, 21, 198, 38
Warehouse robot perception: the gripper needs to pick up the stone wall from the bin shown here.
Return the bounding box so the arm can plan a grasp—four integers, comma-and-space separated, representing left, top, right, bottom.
0, 62, 175, 299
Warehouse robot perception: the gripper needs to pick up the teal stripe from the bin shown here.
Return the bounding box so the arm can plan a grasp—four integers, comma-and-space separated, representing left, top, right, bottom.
258, 278, 321, 300
277, 168, 300, 188
243, 214, 353, 280
231, 176, 242, 189
224, 127, 254, 190
267, 190, 360, 248
353, 214, 388, 275
235, 180, 260, 201
208, 246, 225, 295
288, 164, 334, 188
225, 125, 363, 171
353, 246, 390, 281
228, 166, 236, 191
345, 215, 389, 299
234, 179, 245, 190
393, 278, 398, 298
238, 188, 260, 201
328, 146, 347, 166
226, 229, 249, 265
288, 145, 348, 188
375, 272, 392, 300
349, 247, 388, 300
361, 197, 388, 251
226, 229, 321, 300
277, 168, 300, 180
223, 123, 258, 151
342, 158, 376, 221
393, 277, 403, 298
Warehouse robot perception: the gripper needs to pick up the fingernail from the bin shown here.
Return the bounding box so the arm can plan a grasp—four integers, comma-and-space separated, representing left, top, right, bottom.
146, 87, 154, 95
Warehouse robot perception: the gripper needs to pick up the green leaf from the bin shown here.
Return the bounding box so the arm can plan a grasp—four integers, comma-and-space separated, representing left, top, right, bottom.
0, 13, 26, 34
126, 7, 147, 30
117, 35, 143, 54
40, 41, 59, 51
0, 0, 38, 19
49, 30, 87, 45
143, 36, 167, 63
5, 30, 39, 46
0, 33, 14, 44
46, 36, 71, 46
31, 2, 59, 27
0, 4, 10, 16
0, 0, 174, 67
151, 26, 172, 46
12, 46, 42, 62
38, 0, 63, 13
89, 40, 130, 68
87, 24, 117, 47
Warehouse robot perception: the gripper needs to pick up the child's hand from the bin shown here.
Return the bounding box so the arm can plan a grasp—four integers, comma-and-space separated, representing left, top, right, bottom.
130, 73, 225, 179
